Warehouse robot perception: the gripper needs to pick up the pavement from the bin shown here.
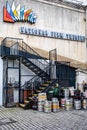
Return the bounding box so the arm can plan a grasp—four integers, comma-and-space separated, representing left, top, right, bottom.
0, 107, 87, 130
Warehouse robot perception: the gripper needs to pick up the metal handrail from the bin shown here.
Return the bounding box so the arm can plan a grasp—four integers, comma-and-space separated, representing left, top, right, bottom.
21, 64, 55, 90
18, 44, 47, 69
1, 37, 49, 70
42, 78, 58, 93
22, 41, 49, 64
1, 37, 23, 44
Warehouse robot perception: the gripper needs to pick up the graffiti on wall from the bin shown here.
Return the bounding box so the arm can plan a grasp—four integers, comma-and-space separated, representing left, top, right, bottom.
3, 1, 37, 24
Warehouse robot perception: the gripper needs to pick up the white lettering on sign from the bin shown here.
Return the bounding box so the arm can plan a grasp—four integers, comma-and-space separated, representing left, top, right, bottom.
20, 27, 85, 42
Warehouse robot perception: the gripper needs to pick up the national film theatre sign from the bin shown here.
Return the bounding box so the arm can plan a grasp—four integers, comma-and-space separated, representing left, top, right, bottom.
20, 27, 85, 42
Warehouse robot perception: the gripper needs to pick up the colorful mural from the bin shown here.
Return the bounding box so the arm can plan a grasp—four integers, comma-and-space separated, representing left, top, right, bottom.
3, 1, 37, 24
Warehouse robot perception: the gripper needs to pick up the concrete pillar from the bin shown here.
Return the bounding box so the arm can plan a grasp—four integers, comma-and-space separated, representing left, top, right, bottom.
75, 69, 87, 89
50, 60, 56, 80
0, 57, 3, 106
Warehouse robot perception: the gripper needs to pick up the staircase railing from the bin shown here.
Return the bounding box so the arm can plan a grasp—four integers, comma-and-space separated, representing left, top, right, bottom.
1, 37, 49, 72
18, 43, 49, 72
21, 64, 55, 91
42, 78, 58, 93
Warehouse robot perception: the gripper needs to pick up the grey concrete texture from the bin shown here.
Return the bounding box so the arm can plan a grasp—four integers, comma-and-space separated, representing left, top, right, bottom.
0, 107, 87, 130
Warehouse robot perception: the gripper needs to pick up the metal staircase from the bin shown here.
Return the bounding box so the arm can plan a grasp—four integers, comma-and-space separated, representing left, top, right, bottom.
1, 37, 58, 109
20, 78, 58, 110
1, 37, 49, 76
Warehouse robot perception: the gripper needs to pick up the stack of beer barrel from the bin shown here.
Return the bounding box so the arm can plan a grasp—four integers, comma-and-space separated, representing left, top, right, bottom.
37, 85, 87, 113
38, 93, 47, 112
38, 93, 60, 112
61, 88, 73, 110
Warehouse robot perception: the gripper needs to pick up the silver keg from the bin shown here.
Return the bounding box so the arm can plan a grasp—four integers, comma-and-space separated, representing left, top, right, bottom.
74, 100, 81, 110
52, 98, 59, 112
66, 98, 73, 110
38, 100, 44, 112
44, 100, 52, 113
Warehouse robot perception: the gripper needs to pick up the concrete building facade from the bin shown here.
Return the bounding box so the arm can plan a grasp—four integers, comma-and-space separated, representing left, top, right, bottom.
0, 0, 86, 63
0, 0, 87, 106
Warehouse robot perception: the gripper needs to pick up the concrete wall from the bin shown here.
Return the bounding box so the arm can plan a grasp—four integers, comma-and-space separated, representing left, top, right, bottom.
8, 60, 35, 85
76, 69, 87, 88
7, 60, 35, 103
0, 0, 86, 63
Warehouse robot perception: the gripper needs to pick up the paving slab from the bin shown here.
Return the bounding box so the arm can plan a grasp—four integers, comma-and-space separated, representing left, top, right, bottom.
0, 107, 87, 130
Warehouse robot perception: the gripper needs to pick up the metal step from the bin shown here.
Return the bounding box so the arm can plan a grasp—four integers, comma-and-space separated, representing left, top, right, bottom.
36, 90, 42, 93
29, 66, 35, 68
19, 103, 26, 108
22, 59, 27, 62
46, 81, 52, 83
32, 94, 38, 96
33, 68, 39, 71
26, 62, 30, 65
24, 100, 29, 104
41, 83, 49, 87
39, 87, 46, 90
28, 97, 33, 100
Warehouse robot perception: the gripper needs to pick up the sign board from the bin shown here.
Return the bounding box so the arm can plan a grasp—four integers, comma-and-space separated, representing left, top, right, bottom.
20, 27, 85, 42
